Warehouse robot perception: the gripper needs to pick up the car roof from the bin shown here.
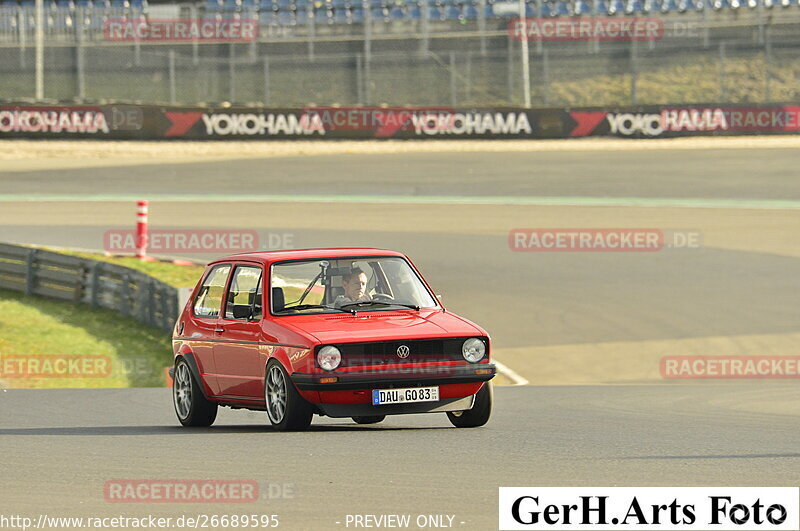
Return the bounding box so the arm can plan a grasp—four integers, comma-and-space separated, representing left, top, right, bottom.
208, 248, 406, 266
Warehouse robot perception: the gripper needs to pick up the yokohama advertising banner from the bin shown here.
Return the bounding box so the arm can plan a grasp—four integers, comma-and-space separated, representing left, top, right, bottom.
2, 103, 799, 139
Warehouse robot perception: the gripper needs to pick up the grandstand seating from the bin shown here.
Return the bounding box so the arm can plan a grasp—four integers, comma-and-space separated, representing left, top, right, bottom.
0, 0, 798, 36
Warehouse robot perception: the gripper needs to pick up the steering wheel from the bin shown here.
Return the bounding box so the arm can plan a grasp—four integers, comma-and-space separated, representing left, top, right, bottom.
372, 293, 395, 303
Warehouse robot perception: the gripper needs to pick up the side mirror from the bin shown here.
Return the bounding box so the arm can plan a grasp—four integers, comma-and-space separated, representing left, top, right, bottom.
232, 305, 253, 320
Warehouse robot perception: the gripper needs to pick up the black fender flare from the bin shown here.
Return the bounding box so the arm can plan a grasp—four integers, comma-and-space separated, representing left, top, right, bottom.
174, 352, 209, 400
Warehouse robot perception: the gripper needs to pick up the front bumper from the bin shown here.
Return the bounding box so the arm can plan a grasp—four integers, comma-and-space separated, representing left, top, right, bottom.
290, 362, 496, 391
316, 394, 477, 418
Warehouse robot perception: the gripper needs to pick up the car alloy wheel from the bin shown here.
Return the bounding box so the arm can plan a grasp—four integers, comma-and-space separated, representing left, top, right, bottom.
173, 362, 192, 421
264, 360, 313, 431
266, 365, 287, 424
172, 358, 217, 427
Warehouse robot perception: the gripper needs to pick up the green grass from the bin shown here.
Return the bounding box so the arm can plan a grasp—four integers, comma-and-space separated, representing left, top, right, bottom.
0, 288, 172, 389
0, 247, 207, 389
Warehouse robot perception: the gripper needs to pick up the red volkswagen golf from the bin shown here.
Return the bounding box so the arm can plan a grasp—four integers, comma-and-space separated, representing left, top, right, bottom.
171, 248, 495, 430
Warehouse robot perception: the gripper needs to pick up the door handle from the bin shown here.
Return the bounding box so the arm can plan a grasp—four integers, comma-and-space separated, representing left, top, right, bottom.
214, 327, 225, 333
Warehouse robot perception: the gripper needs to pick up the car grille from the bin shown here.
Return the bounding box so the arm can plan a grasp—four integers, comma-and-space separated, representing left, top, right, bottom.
326, 338, 468, 367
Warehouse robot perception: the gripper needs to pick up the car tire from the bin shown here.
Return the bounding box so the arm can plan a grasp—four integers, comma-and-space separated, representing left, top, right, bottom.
446, 382, 492, 428
173, 358, 218, 427
352, 415, 386, 425
265, 360, 313, 431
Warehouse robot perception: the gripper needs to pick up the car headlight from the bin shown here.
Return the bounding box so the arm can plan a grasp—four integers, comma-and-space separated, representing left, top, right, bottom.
317, 345, 341, 371
462, 338, 486, 363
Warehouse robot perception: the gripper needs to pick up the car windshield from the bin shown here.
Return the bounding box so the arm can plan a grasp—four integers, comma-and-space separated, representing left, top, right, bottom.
270, 256, 438, 314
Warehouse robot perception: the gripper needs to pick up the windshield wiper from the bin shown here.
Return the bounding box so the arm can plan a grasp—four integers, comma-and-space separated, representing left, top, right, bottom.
275, 304, 355, 315
339, 300, 420, 311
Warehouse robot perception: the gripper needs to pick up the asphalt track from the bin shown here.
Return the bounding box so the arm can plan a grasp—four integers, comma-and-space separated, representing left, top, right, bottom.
2, 384, 799, 529
1, 141, 799, 529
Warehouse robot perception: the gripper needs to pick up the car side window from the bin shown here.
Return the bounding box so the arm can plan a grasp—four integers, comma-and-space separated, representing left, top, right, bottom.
225, 265, 263, 321
192, 265, 231, 319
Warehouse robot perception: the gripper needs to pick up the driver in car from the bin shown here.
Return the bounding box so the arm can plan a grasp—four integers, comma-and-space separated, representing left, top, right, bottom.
334, 268, 373, 307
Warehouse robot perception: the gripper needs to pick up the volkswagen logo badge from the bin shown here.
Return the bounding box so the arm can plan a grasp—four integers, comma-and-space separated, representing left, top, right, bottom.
396, 345, 410, 359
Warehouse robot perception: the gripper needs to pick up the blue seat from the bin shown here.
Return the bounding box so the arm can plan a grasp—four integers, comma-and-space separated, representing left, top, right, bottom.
444, 3, 459, 15
332, 6, 347, 20
426, 3, 441, 16
129, 0, 144, 7
389, 3, 404, 16
642, 0, 655, 11
369, 5, 383, 16
553, 0, 569, 13
625, 0, 643, 12
574, 0, 592, 13
463, 3, 477, 16
314, 6, 330, 20
608, 0, 624, 11
660, 0, 677, 10
538, 1, 551, 14
278, 8, 294, 21
350, 5, 363, 18
408, 3, 420, 15
593, 0, 607, 12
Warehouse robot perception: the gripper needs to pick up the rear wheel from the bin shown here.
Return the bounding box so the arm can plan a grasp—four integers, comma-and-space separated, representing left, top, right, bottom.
265, 360, 313, 431
352, 415, 386, 425
447, 382, 492, 428
173, 359, 217, 427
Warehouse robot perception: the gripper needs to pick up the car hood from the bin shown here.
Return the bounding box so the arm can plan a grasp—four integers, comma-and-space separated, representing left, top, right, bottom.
279, 309, 484, 344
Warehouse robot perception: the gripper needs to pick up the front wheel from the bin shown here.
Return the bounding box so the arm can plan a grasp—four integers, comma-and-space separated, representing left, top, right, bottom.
446, 382, 493, 428
265, 360, 313, 431
173, 359, 217, 427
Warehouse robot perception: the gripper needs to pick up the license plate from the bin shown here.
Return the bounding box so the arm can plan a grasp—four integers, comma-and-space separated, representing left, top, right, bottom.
372, 386, 439, 405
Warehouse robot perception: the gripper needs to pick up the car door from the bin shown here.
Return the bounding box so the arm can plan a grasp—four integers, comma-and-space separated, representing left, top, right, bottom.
212, 263, 265, 399
188, 263, 232, 396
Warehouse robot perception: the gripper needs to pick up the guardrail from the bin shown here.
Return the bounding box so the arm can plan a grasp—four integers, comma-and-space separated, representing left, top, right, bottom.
0, 243, 179, 333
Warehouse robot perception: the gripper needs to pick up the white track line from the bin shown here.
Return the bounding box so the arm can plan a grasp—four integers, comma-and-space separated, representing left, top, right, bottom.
494, 360, 529, 386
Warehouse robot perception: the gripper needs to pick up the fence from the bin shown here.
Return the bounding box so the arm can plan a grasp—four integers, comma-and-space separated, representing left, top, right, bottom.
0, 243, 179, 333
0, 4, 799, 106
